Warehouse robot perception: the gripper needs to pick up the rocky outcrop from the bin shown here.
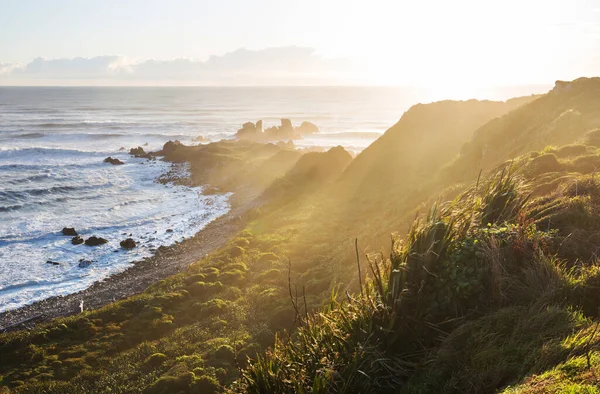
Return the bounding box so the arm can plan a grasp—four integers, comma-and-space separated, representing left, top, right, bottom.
161, 140, 184, 156
120, 238, 137, 249
46, 260, 60, 266
62, 227, 78, 236
264, 119, 299, 140
237, 119, 313, 142
296, 121, 319, 134
194, 135, 210, 143
236, 122, 262, 140
104, 157, 125, 165
129, 147, 151, 158
71, 236, 84, 245
85, 236, 108, 246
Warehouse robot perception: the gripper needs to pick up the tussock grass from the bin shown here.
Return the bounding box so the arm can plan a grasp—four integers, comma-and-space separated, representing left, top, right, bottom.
236, 166, 600, 393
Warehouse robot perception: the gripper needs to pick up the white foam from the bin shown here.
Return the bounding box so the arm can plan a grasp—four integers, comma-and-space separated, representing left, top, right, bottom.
0, 156, 230, 313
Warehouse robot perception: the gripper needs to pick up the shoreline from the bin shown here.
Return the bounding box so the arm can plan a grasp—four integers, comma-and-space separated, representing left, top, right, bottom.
0, 164, 259, 332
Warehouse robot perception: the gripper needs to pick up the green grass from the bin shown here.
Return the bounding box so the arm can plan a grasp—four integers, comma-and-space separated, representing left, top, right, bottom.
234, 166, 600, 393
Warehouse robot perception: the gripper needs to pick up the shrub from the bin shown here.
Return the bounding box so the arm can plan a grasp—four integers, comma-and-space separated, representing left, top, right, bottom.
219, 270, 245, 284
214, 345, 235, 361
583, 128, 600, 147
144, 372, 195, 394
556, 144, 589, 158
229, 246, 245, 258
187, 281, 224, 297
257, 253, 279, 264
195, 299, 228, 318
571, 155, 600, 174
191, 375, 221, 393
201, 267, 220, 281
145, 353, 168, 368
185, 273, 206, 285
525, 153, 564, 176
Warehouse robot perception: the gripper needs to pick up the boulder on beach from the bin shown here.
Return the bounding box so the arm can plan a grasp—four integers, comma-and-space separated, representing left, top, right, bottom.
166, 228, 174, 233
120, 238, 137, 249
85, 236, 108, 246
104, 157, 125, 165
72, 235, 84, 245
78, 259, 93, 268
62, 227, 78, 236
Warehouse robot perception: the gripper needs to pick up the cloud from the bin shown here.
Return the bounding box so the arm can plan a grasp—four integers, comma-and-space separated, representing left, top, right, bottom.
0, 47, 361, 85
0, 62, 20, 75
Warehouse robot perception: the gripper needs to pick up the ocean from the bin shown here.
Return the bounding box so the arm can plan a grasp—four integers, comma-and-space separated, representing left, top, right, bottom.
0, 85, 546, 312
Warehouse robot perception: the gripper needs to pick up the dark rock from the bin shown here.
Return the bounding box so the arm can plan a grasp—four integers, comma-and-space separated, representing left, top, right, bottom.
46, 260, 60, 266
85, 236, 108, 246
162, 140, 184, 156
104, 156, 125, 165
129, 147, 150, 158
236, 121, 261, 140
296, 121, 319, 134
166, 229, 174, 233
71, 236, 84, 245
264, 119, 301, 140
118, 147, 126, 151
280, 118, 293, 131
120, 238, 137, 249
62, 227, 78, 236
78, 259, 92, 268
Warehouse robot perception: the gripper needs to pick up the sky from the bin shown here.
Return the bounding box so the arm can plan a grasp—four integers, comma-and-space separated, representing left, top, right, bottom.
1, 0, 599, 91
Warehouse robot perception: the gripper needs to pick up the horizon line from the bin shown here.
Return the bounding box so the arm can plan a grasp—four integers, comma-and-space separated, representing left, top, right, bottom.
0, 83, 554, 89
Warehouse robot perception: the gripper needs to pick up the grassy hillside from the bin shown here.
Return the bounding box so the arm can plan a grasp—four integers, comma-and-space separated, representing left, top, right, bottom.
448, 77, 600, 181
271, 96, 540, 297
342, 96, 538, 192
2, 79, 600, 393
231, 78, 600, 393
236, 161, 600, 393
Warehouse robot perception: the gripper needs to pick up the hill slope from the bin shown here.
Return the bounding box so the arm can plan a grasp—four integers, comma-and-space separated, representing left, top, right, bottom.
449, 77, 600, 180
341, 96, 539, 192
